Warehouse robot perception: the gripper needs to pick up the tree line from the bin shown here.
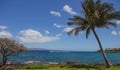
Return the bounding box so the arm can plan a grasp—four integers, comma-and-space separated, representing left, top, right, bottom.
98, 48, 120, 52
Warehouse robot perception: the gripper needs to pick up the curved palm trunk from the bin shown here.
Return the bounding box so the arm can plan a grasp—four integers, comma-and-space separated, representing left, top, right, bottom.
92, 28, 112, 68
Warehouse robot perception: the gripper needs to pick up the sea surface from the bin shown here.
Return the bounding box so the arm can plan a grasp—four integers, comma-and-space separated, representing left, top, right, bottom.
7, 51, 120, 64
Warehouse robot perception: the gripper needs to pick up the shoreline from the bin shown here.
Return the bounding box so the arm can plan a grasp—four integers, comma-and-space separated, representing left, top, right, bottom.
4, 60, 120, 65
1, 62, 120, 70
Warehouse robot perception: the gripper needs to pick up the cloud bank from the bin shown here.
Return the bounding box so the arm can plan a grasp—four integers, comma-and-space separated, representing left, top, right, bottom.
18, 29, 61, 43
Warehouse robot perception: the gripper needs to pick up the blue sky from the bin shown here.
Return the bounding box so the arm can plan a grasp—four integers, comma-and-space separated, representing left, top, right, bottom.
0, 0, 120, 51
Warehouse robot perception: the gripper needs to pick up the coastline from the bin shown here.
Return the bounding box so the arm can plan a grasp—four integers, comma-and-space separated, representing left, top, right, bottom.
1, 62, 120, 70
5, 60, 120, 65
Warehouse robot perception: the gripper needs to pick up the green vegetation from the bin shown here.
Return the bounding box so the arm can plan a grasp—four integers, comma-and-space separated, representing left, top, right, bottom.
98, 48, 120, 52
66, 0, 120, 67
105, 48, 120, 53
15, 64, 120, 70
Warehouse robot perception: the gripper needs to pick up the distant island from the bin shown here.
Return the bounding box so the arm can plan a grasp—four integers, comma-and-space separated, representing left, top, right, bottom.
28, 48, 71, 52
28, 48, 99, 53
28, 48, 49, 51
98, 48, 120, 53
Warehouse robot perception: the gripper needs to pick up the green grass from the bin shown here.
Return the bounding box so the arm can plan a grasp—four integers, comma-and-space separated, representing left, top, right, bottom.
15, 64, 120, 70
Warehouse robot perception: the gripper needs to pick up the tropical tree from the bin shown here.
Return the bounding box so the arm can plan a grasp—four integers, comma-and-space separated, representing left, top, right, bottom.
0, 38, 28, 66
67, 0, 120, 67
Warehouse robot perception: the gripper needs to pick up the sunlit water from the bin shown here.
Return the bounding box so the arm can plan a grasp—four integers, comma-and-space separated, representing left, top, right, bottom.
6, 51, 120, 64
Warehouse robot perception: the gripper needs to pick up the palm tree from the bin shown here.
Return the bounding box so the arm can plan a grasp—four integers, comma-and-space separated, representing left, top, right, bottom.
67, 0, 120, 67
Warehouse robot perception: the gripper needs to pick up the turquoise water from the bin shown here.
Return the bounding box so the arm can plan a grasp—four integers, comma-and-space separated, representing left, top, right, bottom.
8, 51, 120, 64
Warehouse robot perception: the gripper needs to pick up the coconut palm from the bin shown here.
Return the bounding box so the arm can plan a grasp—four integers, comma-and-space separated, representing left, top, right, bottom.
67, 0, 120, 67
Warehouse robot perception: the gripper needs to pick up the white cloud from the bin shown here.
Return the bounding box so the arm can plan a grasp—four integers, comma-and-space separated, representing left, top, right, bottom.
56, 34, 62, 37
0, 31, 12, 38
63, 27, 74, 32
45, 30, 50, 34
111, 31, 118, 36
18, 29, 61, 43
0, 26, 7, 30
50, 11, 61, 17
116, 20, 120, 25
53, 23, 64, 28
63, 5, 77, 15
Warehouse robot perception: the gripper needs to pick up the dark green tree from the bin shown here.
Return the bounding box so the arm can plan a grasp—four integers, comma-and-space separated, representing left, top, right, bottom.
67, 0, 120, 67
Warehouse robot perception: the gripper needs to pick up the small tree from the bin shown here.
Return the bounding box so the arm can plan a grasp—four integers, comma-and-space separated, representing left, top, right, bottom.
0, 38, 27, 65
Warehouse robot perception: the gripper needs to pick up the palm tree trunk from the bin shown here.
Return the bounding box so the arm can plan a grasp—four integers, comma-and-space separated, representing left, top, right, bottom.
92, 28, 112, 67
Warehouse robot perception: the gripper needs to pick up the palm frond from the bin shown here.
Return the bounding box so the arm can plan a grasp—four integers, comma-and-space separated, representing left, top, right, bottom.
67, 22, 75, 26
74, 27, 82, 35
67, 27, 84, 36
107, 11, 120, 20
67, 29, 74, 36
107, 22, 116, 27
101, 3, 114, 12
86, 27, 91, 38
67, 0, 120, 38
68, 16, 89, 27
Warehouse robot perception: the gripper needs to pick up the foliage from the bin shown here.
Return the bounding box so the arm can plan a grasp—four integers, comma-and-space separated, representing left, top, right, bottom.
98, 48, 120, 52
67, 0, 120, 37
0, 38, 28, 65
15, 64, 120, 70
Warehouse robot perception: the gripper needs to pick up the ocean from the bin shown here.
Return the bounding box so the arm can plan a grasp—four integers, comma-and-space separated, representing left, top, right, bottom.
7, 51, 120, 64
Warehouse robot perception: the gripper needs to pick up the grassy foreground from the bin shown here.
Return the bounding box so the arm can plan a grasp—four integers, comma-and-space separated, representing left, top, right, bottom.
0, 63, 120, 70
14, 64, 120, 70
